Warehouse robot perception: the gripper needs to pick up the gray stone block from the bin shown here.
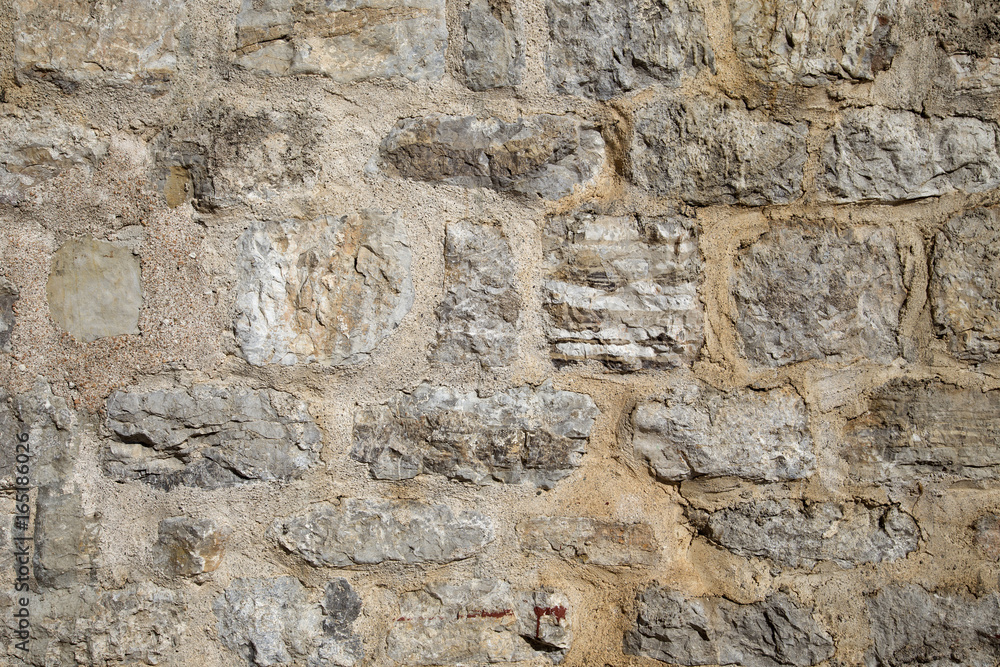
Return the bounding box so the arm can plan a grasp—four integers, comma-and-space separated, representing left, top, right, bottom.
517, 516, 657, 566
461, 0, 524, 90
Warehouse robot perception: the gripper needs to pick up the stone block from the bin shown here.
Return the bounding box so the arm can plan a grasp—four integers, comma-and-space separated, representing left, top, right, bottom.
0, 277, 18, 352
154, 517, 232, 577
517, 517, 657, 566
33, 487, 101, 589
235, 212, 414, 367
542, 209, 703, 370
973, 513, 1000, 560
461, 0, 524, 90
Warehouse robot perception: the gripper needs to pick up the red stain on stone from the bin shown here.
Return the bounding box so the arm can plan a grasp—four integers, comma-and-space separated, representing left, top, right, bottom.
533, 605, 567, 637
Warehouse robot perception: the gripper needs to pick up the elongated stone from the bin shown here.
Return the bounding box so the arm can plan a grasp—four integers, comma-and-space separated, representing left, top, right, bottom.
517, 517, 657, 566
461, 0, 524, 90
0, 277, 17, 352
34, 487, 101, 589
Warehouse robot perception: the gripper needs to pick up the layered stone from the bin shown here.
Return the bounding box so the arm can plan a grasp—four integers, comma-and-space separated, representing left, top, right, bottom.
234, 212, 414, 367
351, 382, 599, 488
154, 518, 232, 577
461, 0, 524, 90
517, 517, 657, 566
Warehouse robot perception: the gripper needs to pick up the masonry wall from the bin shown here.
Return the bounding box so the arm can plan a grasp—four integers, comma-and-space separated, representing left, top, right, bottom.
1, 0, 1000, 665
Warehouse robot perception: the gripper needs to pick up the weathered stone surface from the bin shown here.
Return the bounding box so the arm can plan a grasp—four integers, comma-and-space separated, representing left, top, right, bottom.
734, 225, 904, 368
234, 0, 446, 83
517, 517, 657, 566
461, 0, 524, 90
105, 384, 323, 489
8, 382, 77, 490
0, 389, 18, 491
847, 379, 1000, 484
387, 580, 571, 664
632, 97, 807, 205
154, 517, 232, 577
819, 107, 1000, 202
275, 499, 494, 567
46, 238, 142, 343
433, 221, 520, 368
0, 277, 18, 352
15, 0, 185, 83
731, 0, 901, 85
542, 210, 703, 371
214, 577, 362, 667
973, 513, 1000, 560
626, 588, 835, 667
34, 486, 101, 589
633, 380, 814, 483
688, 498, 919, 568
378, 114, 605, 200
546, 0, 715, 100
235, 212, 414, 367
351, 382, 599, 488
865, 584, 1000, 667
930, 208, 1000, 362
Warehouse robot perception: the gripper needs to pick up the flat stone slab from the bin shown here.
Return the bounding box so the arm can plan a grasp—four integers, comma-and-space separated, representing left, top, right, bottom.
461, 0, 524, 90
517, 517, 657, 566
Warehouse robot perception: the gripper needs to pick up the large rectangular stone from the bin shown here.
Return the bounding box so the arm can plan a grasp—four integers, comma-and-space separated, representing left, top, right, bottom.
517, 517, 657, 566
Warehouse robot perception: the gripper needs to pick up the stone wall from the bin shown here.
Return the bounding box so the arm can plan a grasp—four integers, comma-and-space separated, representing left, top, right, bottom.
1, 0, 999, 665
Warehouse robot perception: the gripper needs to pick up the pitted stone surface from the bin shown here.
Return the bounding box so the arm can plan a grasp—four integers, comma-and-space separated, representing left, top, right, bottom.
235, 212, 414, 367
351, 382, 599, 488
542, 210, 703, 371
461, 0, 524, 90
387, 580, 571, 664
626, 588, 835, 667
632, 97, 808, 205
0, 388, 17, 491
0, 277, 17, 352
154, 517, 232, 577
105, 384, 323, 489
687, 499, 919, 568
433, 221, 521, 368
275, 499, 494, 567
819, 107, 1000, 202
930, 207, 1000, 362
633, 379, 814, 483
546, 0, 715, 100
734, 225, 904, 368
517, 517, 657, 566
378, 114, 605, 200
234, 0, 446, 83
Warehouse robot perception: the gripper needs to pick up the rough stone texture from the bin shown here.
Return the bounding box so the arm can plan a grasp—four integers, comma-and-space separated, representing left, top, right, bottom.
33, 486, 101, 589
387, 580, 571, 664
234, 0, 446, 83
819, 107, 1000, 203
0, 277, 17, 352
546, 0, 715, 100
0, 388, 17, 491
235, 212, 414, 367
214, 577, 363, 667
973, 513, 1000, 560
275, 499, 494, 567
633, 380, 814, 483
461, 0, 524, 90
154, 517, 232, 578
626, 588, 835, 667
433, 221, 521, 367
46, 238, 142, 343
733, 225, 905, 368
632, 97, 808, 205
865, 585, 1000, 667
14, 0, 186, 84
105, 384, 323, 489
378, 114, 605, 200
688, 499, 919, 568
351, 382, 599, 488
930, 207, 1000, 362
731, 0, 901, 85
542, 210, 703, 371
517, 517, 658, 566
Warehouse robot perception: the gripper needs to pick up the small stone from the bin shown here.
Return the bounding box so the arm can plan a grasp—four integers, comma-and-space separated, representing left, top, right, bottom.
0, 389, 18, 491
461, 0, 524, 90
973, 514, 1000, 560
546, 0, 715, 100
235, 212, 414, 367
633, 378, 814, 483
33, 486, 101, 589
46, 238, 142, 343
733, 224, 904, 368
625, 588, 835, 667
819, 107, 1000, 202
433, 221, 521, 368
542, 209, 703, 371
275, 499, 494, 567
351, 381, 599, 489
517, 517, 657, 566
105, 384, 323, 489
631, 96, 807, 205
378, 113, 605, 200
154, 517, 232, 577
387, 580, 571, 664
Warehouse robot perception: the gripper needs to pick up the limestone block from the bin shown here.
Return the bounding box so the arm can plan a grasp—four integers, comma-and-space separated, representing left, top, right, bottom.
517, 517, 658, 566
378, 113, 605, 200
631, 97, 808, 205
542, 209, 703, 370
0, 277, 18, 352
46, 238, 142, 343
275, 499, 494, 567
461, 0, 524, 90
33, 487, 101, 589
733, 225, 904, 368
235, 212, 413, 367
154, 517, 232, 577
351, 382, 599, 488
